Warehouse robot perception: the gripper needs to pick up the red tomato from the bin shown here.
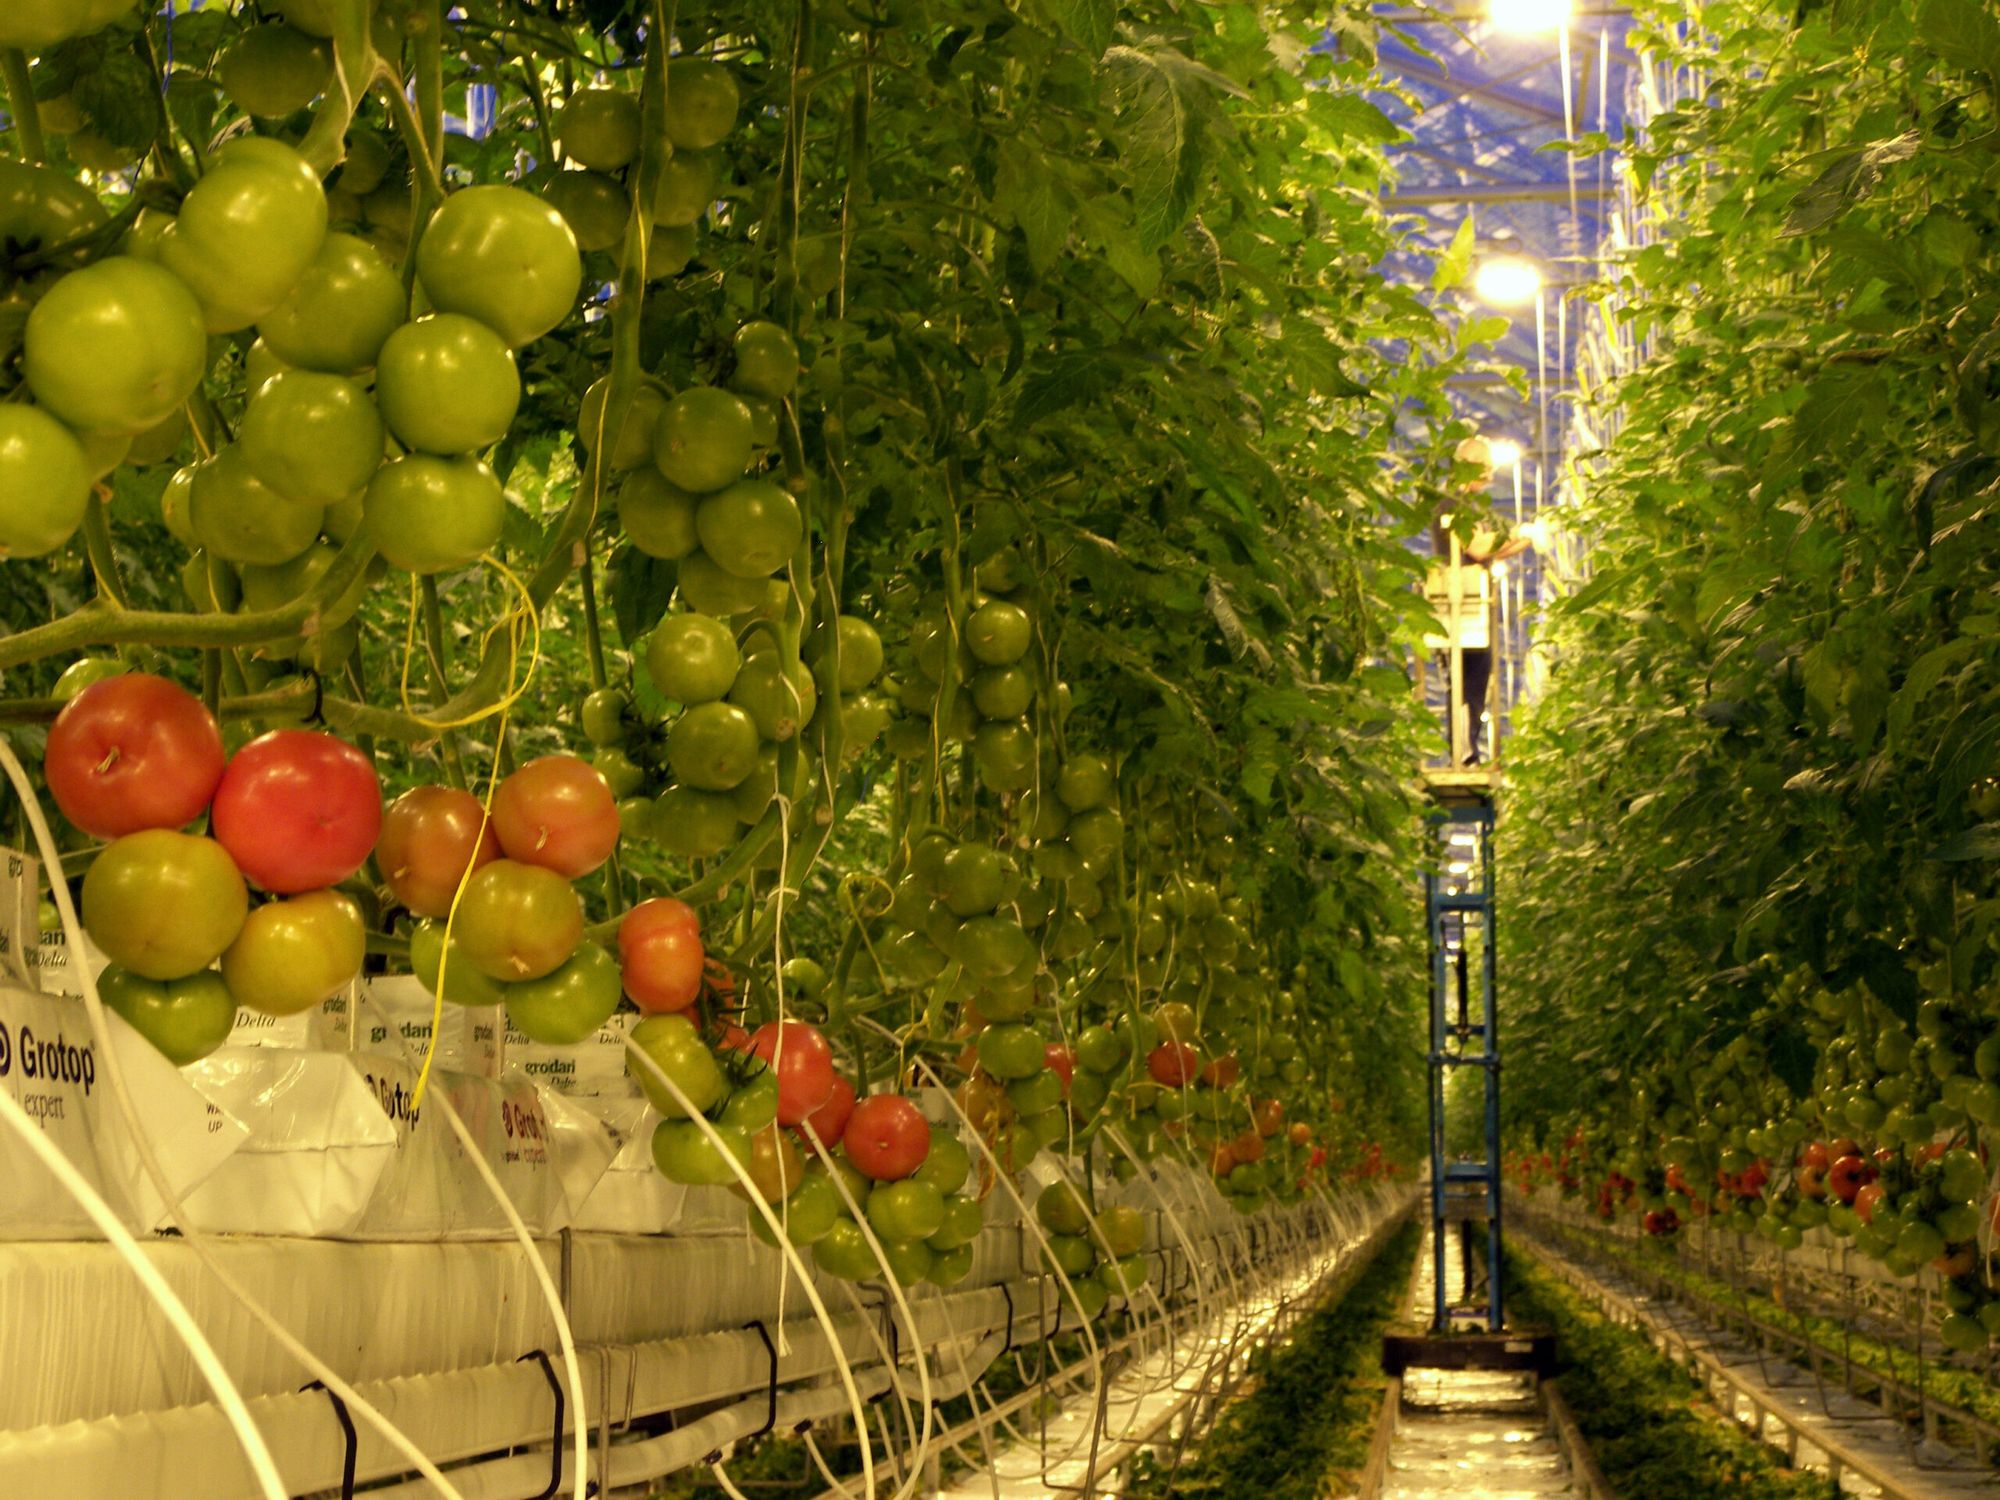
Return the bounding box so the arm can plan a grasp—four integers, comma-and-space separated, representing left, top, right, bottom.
491, 754, 620, 878
618, 897, 705, 1013
1044, 1044, 1075, 1093
375, 784, 499, 916
747, 1019, 835, 1126
797, 1072, 856, 1155
1853, 1181, 1886, 1224
211, 730, 381, 893
45, 673, 224, 837
1146, 1040, 1199, 1087
842, 1093, 930, 1181
1231, 1130, 1266, 1163
714, 1020, 752, 1053
1199, 1053, 1240, 1088
1208, 1143, 1237, 1177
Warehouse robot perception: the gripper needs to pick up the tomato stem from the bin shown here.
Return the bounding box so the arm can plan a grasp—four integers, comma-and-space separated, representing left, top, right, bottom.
1, 51, 43, 165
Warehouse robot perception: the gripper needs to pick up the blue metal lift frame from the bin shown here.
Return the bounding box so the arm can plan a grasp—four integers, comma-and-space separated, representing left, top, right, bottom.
1425, 801, 1503, 1332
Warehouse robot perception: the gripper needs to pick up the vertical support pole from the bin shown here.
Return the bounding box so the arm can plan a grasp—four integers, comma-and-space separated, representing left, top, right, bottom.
1482, 809, 1504, 1330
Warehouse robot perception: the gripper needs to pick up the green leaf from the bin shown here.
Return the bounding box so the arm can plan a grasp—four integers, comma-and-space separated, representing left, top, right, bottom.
1925, 825, 2000, 861
1888, 636, 1981, 745
1315, 94, 1400, 145
1794, 368, 1887, 454
993, 139, 1072, 274
1281, 313, 1365, 398
1432, 213, 1475, 292
1104, 45, 1210, 251
1044, 0, 1115, 59
1458, 313, 1511, 348
1781, 132, 1921, 236
1014, 348, 1128, 427
1076, 196, 1160, 297
608, 547, 678, 647
1915, 0, 2000, 78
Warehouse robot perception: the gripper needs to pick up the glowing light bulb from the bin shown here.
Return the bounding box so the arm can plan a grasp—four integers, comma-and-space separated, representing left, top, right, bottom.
1488, 0, 1573, 32
1486, 437, 1524, 467
1473, 256, 1543, 307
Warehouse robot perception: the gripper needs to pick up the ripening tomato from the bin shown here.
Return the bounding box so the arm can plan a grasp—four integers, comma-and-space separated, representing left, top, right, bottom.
453, 859, 585, 982
1253, 1098, 1284, 1136
1199, 1054, 1240, 1088
796, 1072, 856, 1155
842, 1093, 931, 1182
376, 785, 500, 917
220, 889, 365, 1016
45, 674, 226, 839
617, 897, 705, 1013
1146, 1040, 1200, 1088
83, 830, 248, 981
491, 755, 621, 878
747, 1020, 836, 1127
211, 730, 382, 893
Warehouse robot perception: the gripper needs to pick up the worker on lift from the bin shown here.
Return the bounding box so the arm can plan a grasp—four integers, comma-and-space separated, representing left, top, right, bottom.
1426, 436, 1532, 765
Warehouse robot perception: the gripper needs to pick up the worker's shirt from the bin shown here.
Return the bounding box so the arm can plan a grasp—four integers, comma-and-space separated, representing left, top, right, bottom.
1422, 562, 1491, 651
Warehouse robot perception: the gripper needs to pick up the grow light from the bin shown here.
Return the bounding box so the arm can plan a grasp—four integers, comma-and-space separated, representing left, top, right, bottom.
1486, 437, 1524, 467
1487, 0, 1573, 33
1473, 255, 1543, 307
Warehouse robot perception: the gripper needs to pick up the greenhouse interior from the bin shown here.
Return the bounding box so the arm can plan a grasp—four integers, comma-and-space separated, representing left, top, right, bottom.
0, 0, 1993, 1495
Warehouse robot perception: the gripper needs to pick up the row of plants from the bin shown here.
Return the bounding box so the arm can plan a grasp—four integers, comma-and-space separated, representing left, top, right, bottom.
0, 0, 1497, 1302
1528, 1211, 2000, 1429
1505, 1248, 1832, 1499
1499, 0, 2000, 1341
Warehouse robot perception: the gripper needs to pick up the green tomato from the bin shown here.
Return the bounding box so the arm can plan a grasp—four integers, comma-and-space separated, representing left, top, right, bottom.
649, 149, 720, 229
238, 371, 383, 506
0, 156, 107, 265
190, 448, 324, 567
256, 231, 408, 373
24, 257, 208, 436
628, 1012, 727, 1117
813, 1216, 881, 1281
720, 1072, 781, 1133
214, 23, 332, 118
927, 1193, 985, 1252
750, 1169, 842, 1247
99, 965, 236, 1066
880, 1236, 934, 1286
1037, 1181, 1091, 1236
619, 468, 702, 559
0, 406, 90, 559
978, 1022, 1046, 1081
52, 657, 128, 701
647, 613, 741, 704
652, 785, 741, 858
365, 455, 505, 574
542, 170, 631, 256
83, 831, 249, 982
1045, 1234, 1095, 1278
677, 549, 767, 616
666, 702, 761, 791
927, 1244, 975, 1287
158, 138, 329, 333
1099, 1253, 1149, 1295
557, 88, 640, 172
503, 943, 622, 1044
653, 386, 753, 494
1008, 1069, 1064, 1117
409, 920, 508, 1008
695, 479, 802, 580
375, 315, 521, 455
652, 1118, 751, 1186
592, 747, 645, 800
663, 60, 739, 150
581, 688, 630, 746
866, 1179, 946, 1242
912, 1131, 971, 1196
416, 185, 582, 348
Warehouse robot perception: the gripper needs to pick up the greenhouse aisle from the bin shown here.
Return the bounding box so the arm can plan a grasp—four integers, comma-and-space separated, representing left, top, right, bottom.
1376, 1233, 1580, 1500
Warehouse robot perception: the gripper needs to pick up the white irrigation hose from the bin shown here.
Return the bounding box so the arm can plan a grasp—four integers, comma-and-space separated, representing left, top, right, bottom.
621, 1034, 878, 1498
0, 737, 470, 1499
0, 1083, 286, 1497
355, 987, 591, 1496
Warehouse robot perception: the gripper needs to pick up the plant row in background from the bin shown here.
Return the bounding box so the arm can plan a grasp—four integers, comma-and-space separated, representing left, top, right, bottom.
1499, 0, 2000, 1345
